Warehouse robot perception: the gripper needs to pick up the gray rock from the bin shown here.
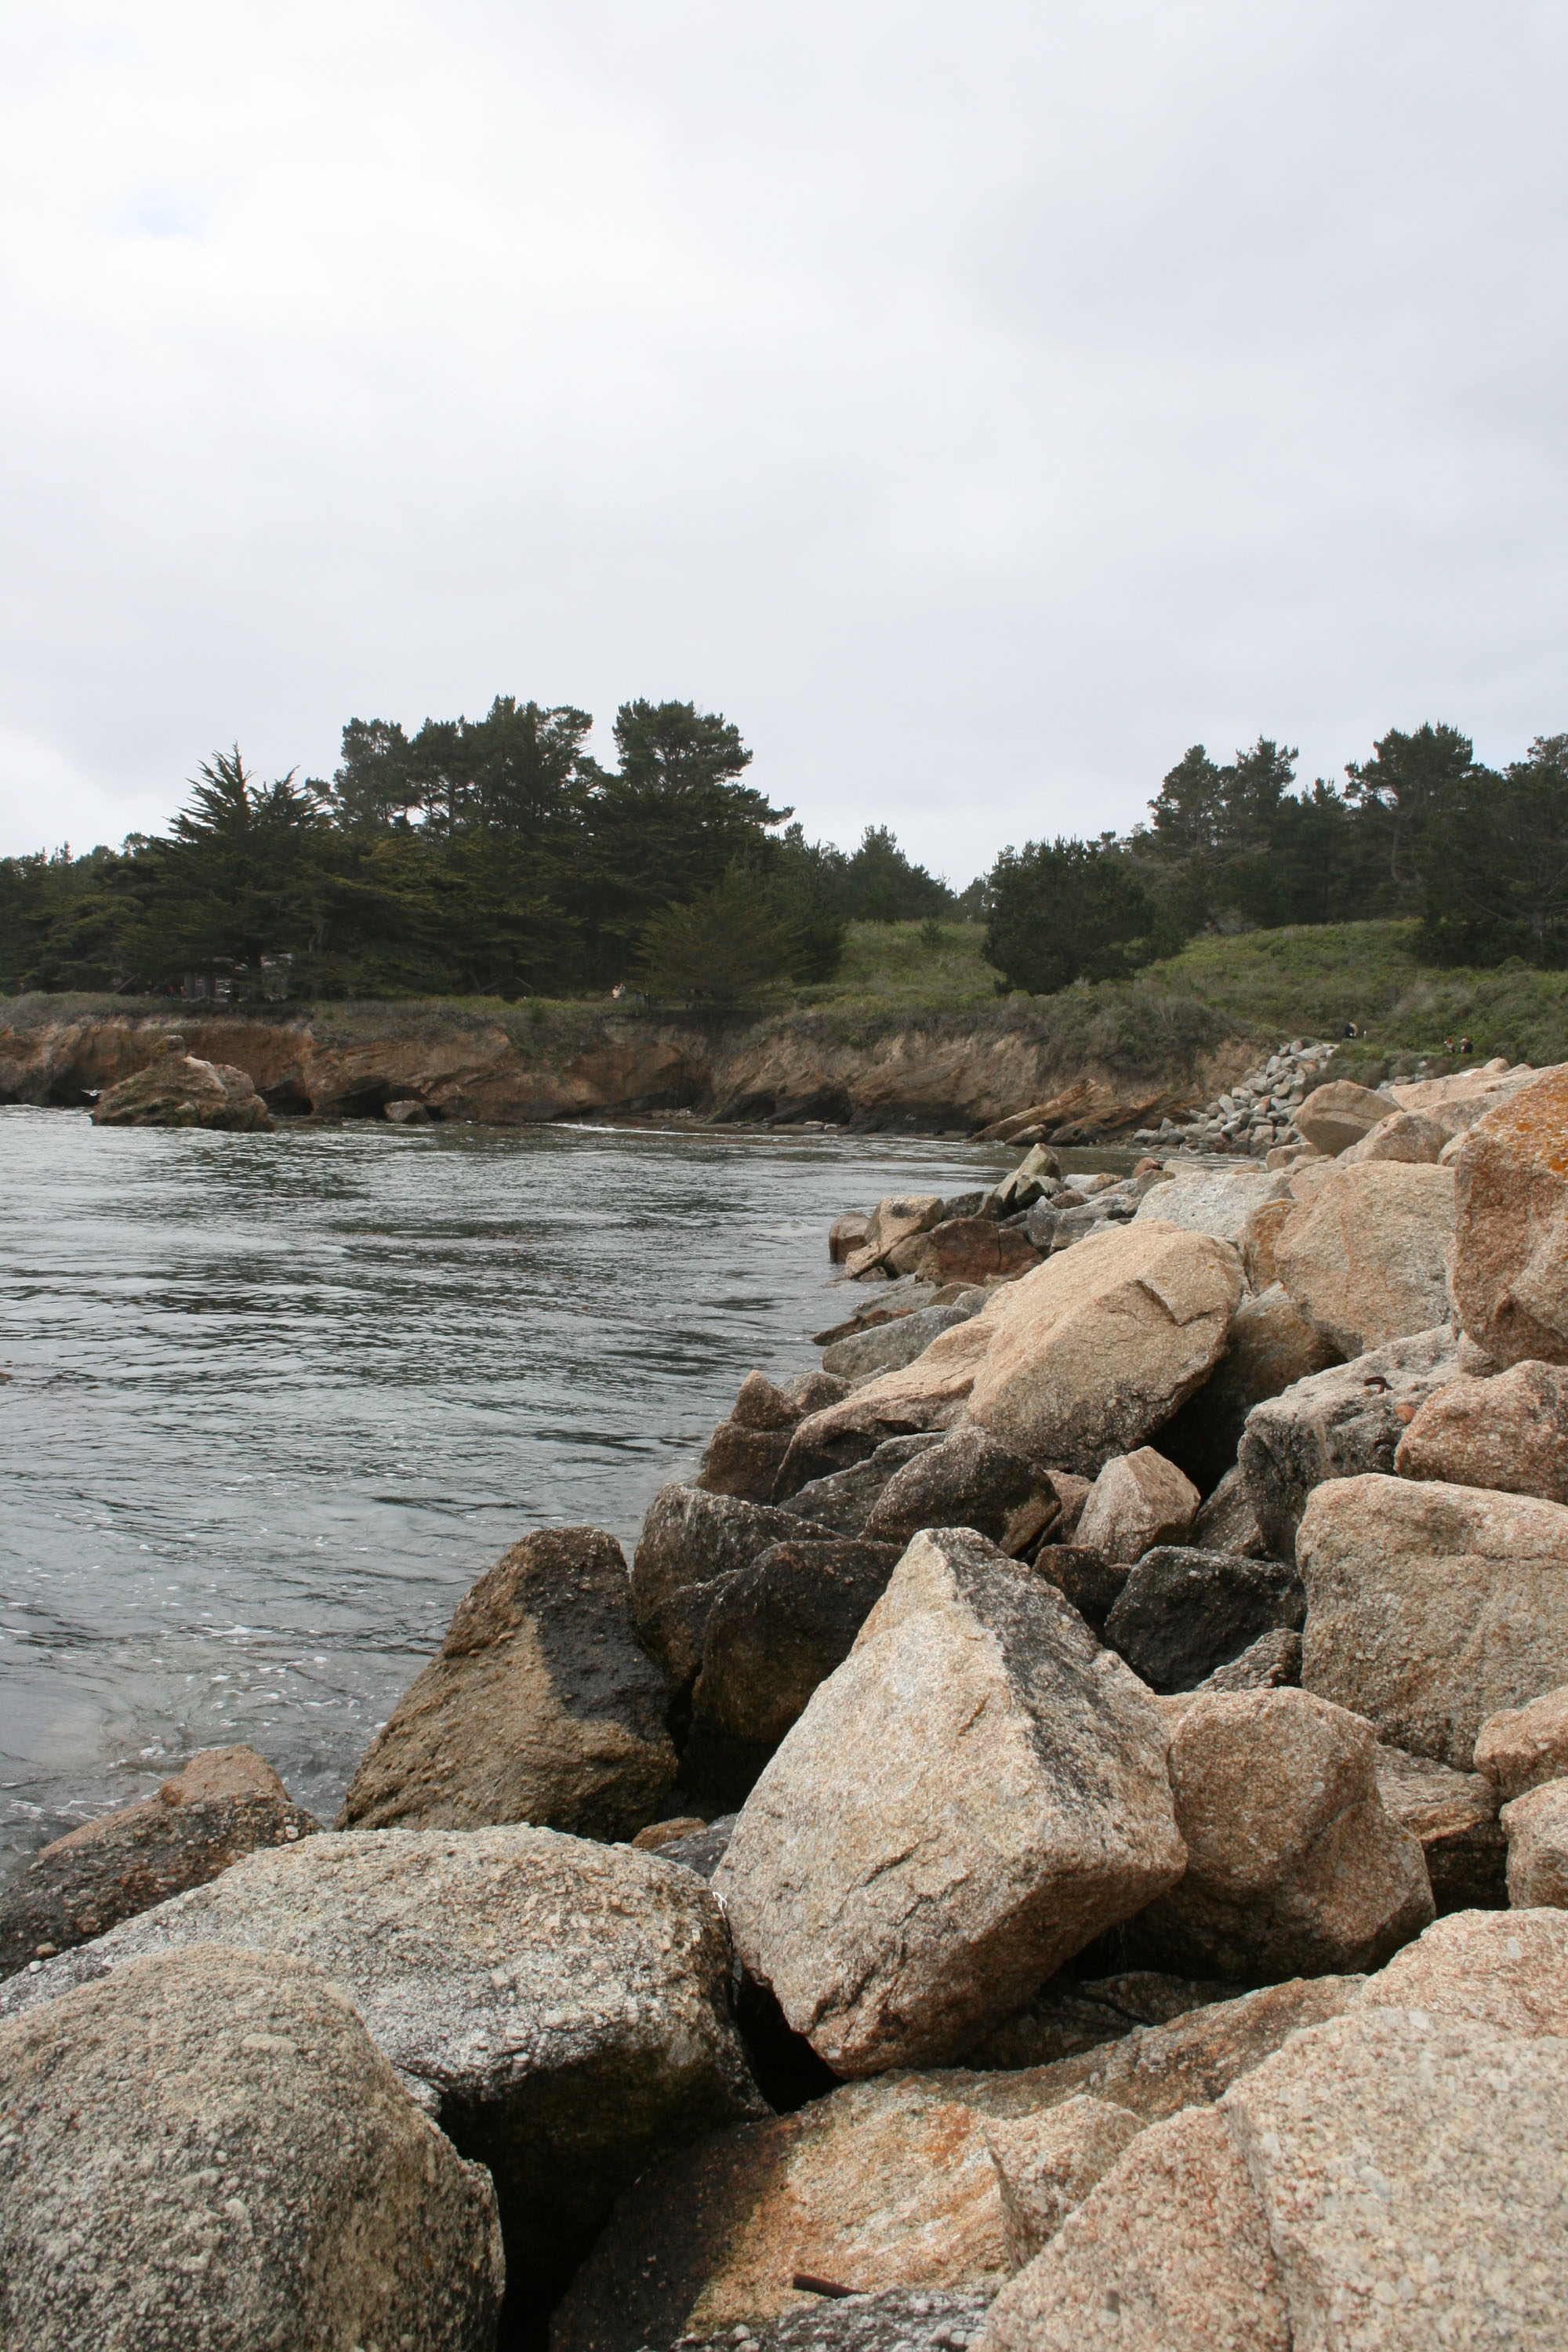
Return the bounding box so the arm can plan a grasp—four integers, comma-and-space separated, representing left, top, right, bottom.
1102, 1548, 1305, 1694
654, 1813, 737, 1879
1374, 1742, 1506, 1911
1191, 1626, 1302, 1696
684, 1538, 902, 1804
339, 1527, 677, 1840
823, 1300, 984, 1386
710, 2290, 996, 2352
1032, 1545, 1127, 1639
783, 1435, 944, 1536
714, 1530, 1185, 2074
1132, 1690, 1434, 1983
861, 1425, 1058, 1548
0, 1825, 763, 2325
1131, 1164, 1295, 1247
632, 1486, 816, 1696
0, 1944, 504, 2352
1189, 1465, 1269, 1557
1238, 1323, 1462, 1555
0, 1744, 318, 1978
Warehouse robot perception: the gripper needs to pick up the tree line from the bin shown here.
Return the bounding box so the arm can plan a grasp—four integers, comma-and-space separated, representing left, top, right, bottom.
2, 703, 1563, 1004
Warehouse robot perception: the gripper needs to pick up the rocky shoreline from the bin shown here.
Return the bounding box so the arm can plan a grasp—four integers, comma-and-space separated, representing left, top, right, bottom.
3, 1048, 1568, 2348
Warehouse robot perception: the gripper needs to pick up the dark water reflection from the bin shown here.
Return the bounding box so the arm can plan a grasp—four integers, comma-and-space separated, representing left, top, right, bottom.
1, 1109, 1032, 1873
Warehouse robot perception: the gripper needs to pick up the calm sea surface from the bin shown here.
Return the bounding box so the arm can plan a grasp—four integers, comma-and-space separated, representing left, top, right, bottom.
1, 1108, 1033, 1877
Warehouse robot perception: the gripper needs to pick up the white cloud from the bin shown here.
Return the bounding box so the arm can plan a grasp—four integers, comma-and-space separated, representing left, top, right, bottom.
2, 0, 1565, 884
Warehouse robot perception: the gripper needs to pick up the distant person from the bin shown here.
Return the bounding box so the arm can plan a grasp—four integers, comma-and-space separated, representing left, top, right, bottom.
1460, 1034, 1473, 1054
1343, 1021, 1359, 1038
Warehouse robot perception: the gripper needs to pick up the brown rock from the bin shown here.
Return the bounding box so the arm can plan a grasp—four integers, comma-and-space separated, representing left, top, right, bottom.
89, 1040, 274, 1131
0, 1744, 318, 1977
631, 1815, 708, 1852
860, 1425, 1060, 1549
1374, 1743, 1505, 1911
955, 1968, 1239, 2074
1474, 1682, 1568, 1800
1291, 1077, 1393, 1156
1501, 1778, 1568, 1907
1133, 1690, 1434, 1982
632, 1485, 817, 1693
1073, 1450, 1200, 1566
1271, 1161, 1456, 1354
1352, 1902, 1568, 2033
830, 1212, 871, 1263
339, 1526, 676, 1838
978, 2106, 1290, 2352
914, 1218, 1041, 1287
1396, 1356, 1568, 1501
1341, 1106, 1448, 1163
696, 1372, 852, 1501
0, 1944, 505, 2352
984, 2096, 1145, 2267
1297, 1472, 1568, 1765
714, 1530, 1185, 2074
1388, 1058, 1542, 1133
844, 1195, 945, 1278
1450, 1062, 1568, 1367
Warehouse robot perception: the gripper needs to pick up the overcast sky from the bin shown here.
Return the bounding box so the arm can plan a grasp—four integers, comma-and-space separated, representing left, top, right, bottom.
2, 3, 1564, 883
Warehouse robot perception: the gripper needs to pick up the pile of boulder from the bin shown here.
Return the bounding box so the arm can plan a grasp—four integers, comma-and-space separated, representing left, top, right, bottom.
5, 1059, 1568, 2350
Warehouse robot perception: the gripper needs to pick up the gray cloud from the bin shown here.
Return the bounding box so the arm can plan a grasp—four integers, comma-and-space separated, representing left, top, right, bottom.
2, 0, 1564, 883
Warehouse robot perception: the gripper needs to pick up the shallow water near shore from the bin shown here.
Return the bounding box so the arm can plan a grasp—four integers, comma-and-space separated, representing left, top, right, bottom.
0, 1107, 1075, 1876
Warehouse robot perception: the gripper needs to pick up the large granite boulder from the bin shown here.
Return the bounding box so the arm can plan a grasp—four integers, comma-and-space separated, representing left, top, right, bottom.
844, 1194, 945, 1278
1238, 1323, 1462, 1555
683, 1537, 901, 1802
778, 1225, 1243, 1490
983, 2096, 1143, 2268
89, 1037, 273, 1131
1396, 1356, 1568, 1501
0, 1826, 763, 2325
1474, 1682, 1568, 1800
339, 1527, 676, 1839
1132, 1690, 1432, 1982
1387, 1058, 1542, 1134
1290, 1077, 1393, 1155
1373, 1743, 1506, 1911
1073, 1450, 1200, 1566
1341, 1105, 1448, 1163
1501, 1779, 1568, 1908
860, 1425, 1060, 1548
913, 1217, 1040, 1286
1296, 1472, 1568, 1765
1131, 1163, 1294, 1246
0, 1744, 317, 1977
0, 1945, 504, 2352
632, 1486, 815, 1695
1353, 1903, 1568, 2034
1156, 1283, 1340, 1499
1102, 1549, 1305, 1694
714, 1530, 1185, 2074
1270, 1161, 1456, 1354
1450, 1063, 1568, 1366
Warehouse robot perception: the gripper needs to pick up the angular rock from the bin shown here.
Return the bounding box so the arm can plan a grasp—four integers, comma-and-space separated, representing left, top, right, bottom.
1341, 1105, 1448, 1163
1501, 1778, 1568, 1907
697, 1371, 851, 1501
1238, 1322, 1462, 1555
650, 1813, 737, 1879
632, 1486, 815, 1696
89, 1037, 273, 1131
1297, 1472, 1568, 1765
1450, 1063, 1568, 1366
985, 2096, 1144, 2267
1387, 1058, 1541, 1132
830, 1211, 871, 1263
1030, 1545, 1127, 1639
0, 1744, 318, 1977
1374, 1743, 1505, 1911
0, 1826, 763, 2321
782, 1225, 1243, 1490
1474, 1681, 1568, 1800
956, 1968, 1238, 2074
1157, 1283, 1341, 1499
1396, 1356, 1568, 1502
1073, 1450, 1200, 1567
340, 1527, 676, 1839
979, 2106, 1289, 2352
0, 1945, 504, 2352
1352, 1902, 1568, 2034
684, 1538, 902, 1803
1221, 2005, 1568, 2348
824, 1300, 984, 1387
1190, 1625, 1301, 1696
844, 1195, 945, 1278
1271, 1161, 1456, 1355
861, 1425, 1059, 1549
1102, 1548, 1304, 1694
782, 1435, 944, 1534
914, 1218, 1040, 1287
714, 1530, 1185, 2074
1133, 1690, 1433, 1982
1131, 1163, 1294, 1246
1291, 1076, 1392, 1155
551, 2074, 1022, 2352
1189, 1465, 1268, 1557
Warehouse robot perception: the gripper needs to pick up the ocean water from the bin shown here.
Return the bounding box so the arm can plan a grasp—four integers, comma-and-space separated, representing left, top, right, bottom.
0, 1107, 1028, 1874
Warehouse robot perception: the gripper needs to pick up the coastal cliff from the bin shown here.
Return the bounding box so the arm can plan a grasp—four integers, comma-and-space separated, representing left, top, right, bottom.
0, 993, 1254, 1138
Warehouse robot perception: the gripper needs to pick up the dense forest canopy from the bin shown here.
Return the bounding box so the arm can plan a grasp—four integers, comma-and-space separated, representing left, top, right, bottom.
2, 700, 1564, 1003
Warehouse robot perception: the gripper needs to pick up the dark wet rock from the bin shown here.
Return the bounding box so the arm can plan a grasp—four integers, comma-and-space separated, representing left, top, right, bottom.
0, 1944, 505, 2352
0, 1744, 318, 1978
684, 1540, 902, 1804
1156, 1283, 1341, 1498
652, 1813, 738, 1879
339, 1526, 676, 1841
697, 1372, 852, 1501
1189, 1625, 1302, 1696
780, 1435, 944, 1536
632, 1487, 817, 1697
1102, 1548, 1305, 1695
1189, 1464, 1269, 1557
956, 1969, 1240, 2071
1031, 1546, 1127, 1640
861, 1425, 1058, 1549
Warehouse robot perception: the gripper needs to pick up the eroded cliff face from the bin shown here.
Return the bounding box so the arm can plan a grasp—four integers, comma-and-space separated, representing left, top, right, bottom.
0, 999, 1250, 1138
